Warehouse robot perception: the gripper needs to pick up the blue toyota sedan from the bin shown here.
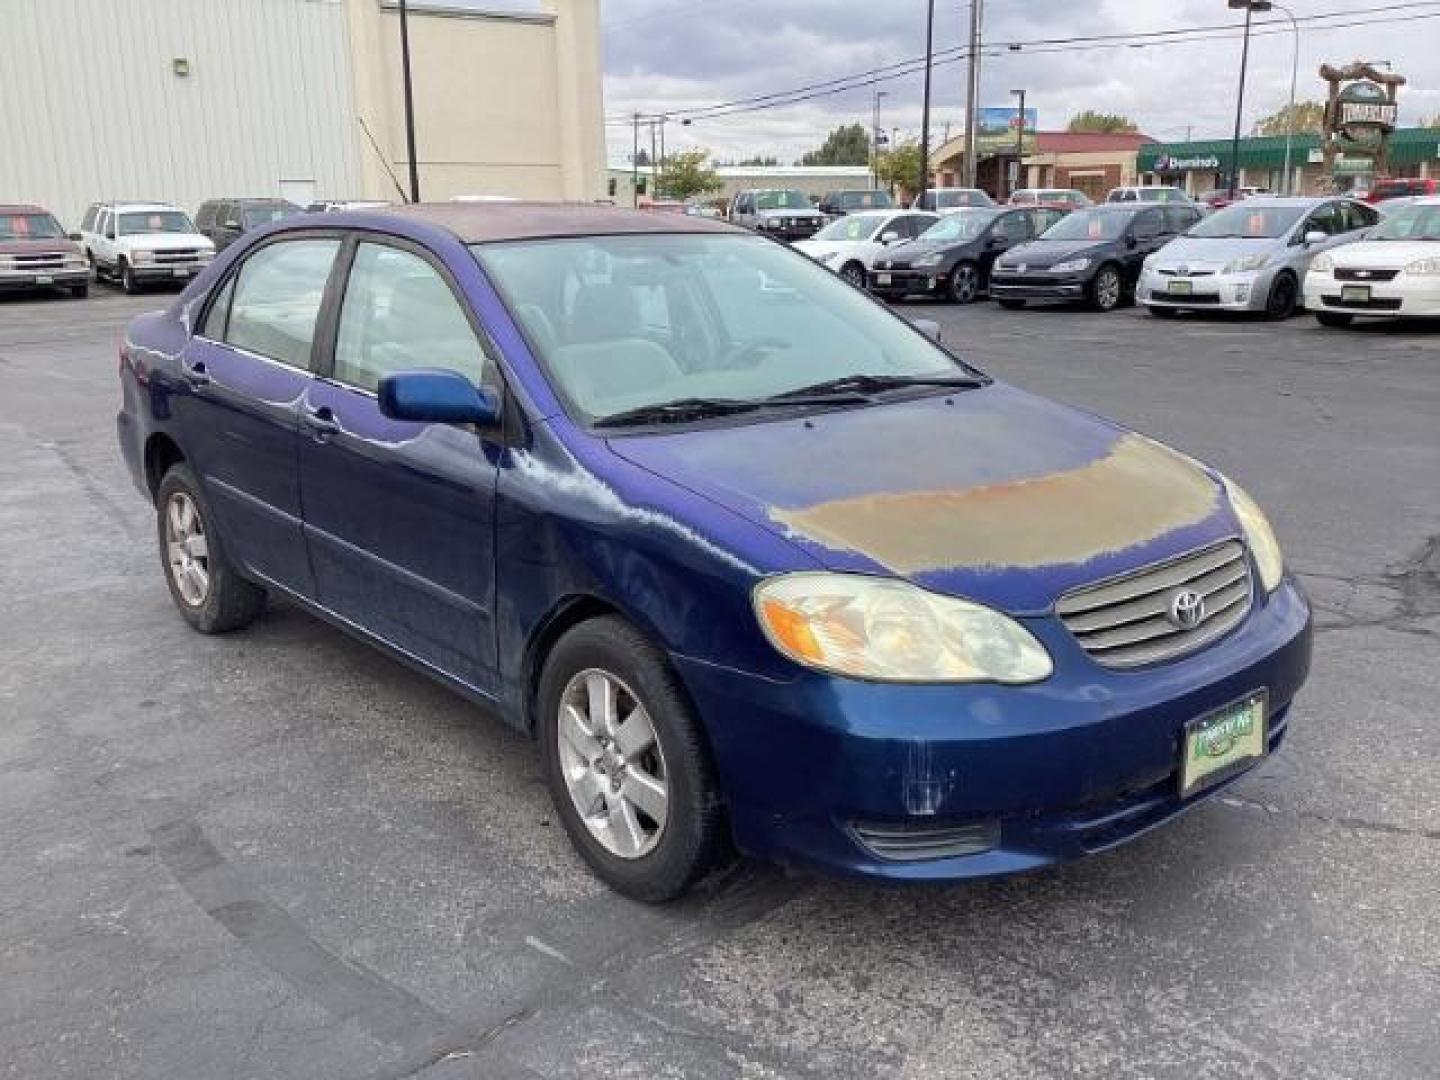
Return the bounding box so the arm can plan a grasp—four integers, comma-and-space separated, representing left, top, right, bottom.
117, 203, 1312, 901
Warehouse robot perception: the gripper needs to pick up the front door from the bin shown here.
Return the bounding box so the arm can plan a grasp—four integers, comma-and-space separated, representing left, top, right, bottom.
299, 237, 502, 691
174, 235, 341, 597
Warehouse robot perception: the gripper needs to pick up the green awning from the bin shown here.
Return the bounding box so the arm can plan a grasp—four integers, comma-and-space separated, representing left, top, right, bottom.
1138, 127, 1440, 172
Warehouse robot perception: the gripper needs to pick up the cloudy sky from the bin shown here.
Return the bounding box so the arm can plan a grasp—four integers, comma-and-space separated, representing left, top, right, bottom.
598, 0, 1440, 164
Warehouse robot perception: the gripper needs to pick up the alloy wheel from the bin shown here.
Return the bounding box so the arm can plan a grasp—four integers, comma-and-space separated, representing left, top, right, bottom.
164, 492, 210, 606
1094, 268, 1121, 311
951, 264, 978, 303
841, 263, 866, 289
556, 669, 669, 859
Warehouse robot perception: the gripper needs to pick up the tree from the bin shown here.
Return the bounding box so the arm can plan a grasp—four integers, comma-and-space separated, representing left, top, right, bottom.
656, 149, 721, 201
801, 123, 871, 166
874, 142, 923, 199
1066, 111, 1139, 134
1253, 100, 1326, 137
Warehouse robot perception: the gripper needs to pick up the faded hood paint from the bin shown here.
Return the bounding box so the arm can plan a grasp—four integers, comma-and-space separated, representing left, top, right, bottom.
606, 383, 1236, 614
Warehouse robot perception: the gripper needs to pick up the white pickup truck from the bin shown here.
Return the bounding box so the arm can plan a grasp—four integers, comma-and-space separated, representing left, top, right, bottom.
77, 202, 215, 294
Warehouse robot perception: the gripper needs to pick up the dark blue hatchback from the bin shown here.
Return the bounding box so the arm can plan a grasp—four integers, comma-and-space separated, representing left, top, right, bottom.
117, 203, 1311, 901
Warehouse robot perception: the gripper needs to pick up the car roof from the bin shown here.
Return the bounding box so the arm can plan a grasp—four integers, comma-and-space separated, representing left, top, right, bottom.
1222, 196, 1331, 208
0, 204, 50, 215
107, 202, 186, 213
378, 201, 741, 243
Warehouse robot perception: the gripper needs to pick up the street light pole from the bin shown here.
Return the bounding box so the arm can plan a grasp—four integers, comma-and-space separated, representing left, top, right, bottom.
918, 0, 936, 209
1227, 0, 1272, 200
871, 90, 888, 190
1273, 3, 1300, 194
963, 0, 984, 189
398, 0, 421, 203
1011, 88, 1026, 198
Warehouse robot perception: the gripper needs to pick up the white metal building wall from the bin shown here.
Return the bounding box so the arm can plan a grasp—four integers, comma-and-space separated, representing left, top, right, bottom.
0, 0, 362, 227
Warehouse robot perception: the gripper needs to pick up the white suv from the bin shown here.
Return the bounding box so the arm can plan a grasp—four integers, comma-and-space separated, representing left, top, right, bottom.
78, 202, 215, 294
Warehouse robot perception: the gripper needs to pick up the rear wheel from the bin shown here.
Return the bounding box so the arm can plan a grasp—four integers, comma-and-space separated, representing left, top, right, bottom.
155, 465, 266, 633
840, 261, 867, 289
948, 262, 980, 304
1264, 272, 1298, 320
538, 616, 729, 902
997, 298, 1026, 310
1089, 265, 1123, 312
1316, 311, 1354, 329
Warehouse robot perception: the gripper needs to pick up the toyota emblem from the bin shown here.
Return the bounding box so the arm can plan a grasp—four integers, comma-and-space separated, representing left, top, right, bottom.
1168, 589, 1206, 630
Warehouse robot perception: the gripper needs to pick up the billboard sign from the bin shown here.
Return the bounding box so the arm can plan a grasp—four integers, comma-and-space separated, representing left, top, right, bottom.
973, 107, 1038, 154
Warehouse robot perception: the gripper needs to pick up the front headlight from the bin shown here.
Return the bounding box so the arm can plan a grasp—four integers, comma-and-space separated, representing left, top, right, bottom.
1309, 252, 1335, 273
1222, 253, 1268, 275
1404, 256, 1440, 275
131, 249, 155, 264
1050, 257, 1091, 273
1221, 476, 1284, 593
754, 574, 1053, 684
912, 252, 944, 268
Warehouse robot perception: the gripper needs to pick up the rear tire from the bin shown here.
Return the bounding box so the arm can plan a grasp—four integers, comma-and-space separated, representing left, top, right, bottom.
155, 464, 266, 634
538, 616, 729, 902
1316, 311, 1354, 329
997, 298, 1026, 310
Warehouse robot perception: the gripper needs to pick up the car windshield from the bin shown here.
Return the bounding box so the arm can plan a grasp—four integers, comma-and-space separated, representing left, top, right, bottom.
933, 190, 986, 209
754, 190, 810, 211
475, 233, 975, 424
1189, 203, 1306, 239
1369, 203, 1440, 240
837, 191, 892, 210
1040, 209, 1131, 241
918, 210, 999, 241
242, 203, 300, 228
118, 211, 194, 235
813, 214, 887, 241
1139, 189, 1182, 202
0, 213, 64, 240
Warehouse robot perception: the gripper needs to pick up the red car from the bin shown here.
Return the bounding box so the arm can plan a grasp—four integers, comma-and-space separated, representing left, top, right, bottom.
1367, 178, 1438, 204
0, 204, 91, 298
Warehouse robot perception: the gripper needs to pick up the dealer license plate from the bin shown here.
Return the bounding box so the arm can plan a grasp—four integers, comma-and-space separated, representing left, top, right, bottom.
1167, 279, 1193, 295
876, 273, 892, 286
172, 268, 191, 278
1179, 691, 1267, 798
1341, 284, 1371, 304
36, 275, 53, 285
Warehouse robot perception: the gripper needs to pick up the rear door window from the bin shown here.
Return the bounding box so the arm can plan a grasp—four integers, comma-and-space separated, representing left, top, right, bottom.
224, 238, 340, 368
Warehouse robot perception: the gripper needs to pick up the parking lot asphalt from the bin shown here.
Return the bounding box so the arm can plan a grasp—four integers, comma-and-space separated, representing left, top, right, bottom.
2, 284, 1438, 1080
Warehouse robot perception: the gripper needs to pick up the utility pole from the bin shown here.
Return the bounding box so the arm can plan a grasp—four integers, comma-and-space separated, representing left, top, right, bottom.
1227, 0, 1271, 200
632, 113, 640, 208
1011, 88, 1026, 198
963, 0, 984, 189
649, 119, 659, 200
398, 0, 421, 202
871, 91, 887, 189
918, 0, 936, 209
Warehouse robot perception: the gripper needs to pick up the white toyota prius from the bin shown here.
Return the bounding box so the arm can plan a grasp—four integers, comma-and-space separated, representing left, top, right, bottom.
793, 208, 939, 289
1304, 196, 1440, 327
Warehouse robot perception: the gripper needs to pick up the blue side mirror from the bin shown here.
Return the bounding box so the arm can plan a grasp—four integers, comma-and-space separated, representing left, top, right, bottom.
378, 369, 501, 426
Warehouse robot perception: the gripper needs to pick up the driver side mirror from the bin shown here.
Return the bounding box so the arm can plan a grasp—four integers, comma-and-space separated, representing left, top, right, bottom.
1304, 230, 1327, 246
223, 219, 242, 231
379, 369, 502, 427
1124, 233, 1139, 248
880, 230, 901, 245
67, 231, 82, 241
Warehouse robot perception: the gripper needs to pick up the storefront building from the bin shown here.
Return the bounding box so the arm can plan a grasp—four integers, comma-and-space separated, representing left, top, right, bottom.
1138, 128, 1440, 197
929, 131, 1155, 201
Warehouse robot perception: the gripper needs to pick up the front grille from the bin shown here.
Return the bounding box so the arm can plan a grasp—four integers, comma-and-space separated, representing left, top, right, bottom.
1056, 539, 1253, 668
1334, 267, 1399, 283
851, 820, 1000, 861
1322, 294, 1402, 311
12, 252, 68, 269
1158, 268, 1216, 277
153, 249, 201, 264
1151, 291, 1220, 304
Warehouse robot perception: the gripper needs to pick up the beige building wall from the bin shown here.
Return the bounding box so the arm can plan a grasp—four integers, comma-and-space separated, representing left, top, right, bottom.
346, 0, 605, 203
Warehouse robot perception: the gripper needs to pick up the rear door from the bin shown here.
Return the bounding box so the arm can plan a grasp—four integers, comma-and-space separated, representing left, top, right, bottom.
176, 234, 342, 596
298, 235, 503, 691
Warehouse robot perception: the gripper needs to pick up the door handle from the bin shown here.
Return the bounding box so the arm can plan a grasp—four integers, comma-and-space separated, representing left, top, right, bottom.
302, 405, 341, 440
181, 361, 210, 389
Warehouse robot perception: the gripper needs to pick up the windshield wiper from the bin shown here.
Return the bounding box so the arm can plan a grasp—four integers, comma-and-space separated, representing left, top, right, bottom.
766, 372, 986, 401
593, 393, 866, 429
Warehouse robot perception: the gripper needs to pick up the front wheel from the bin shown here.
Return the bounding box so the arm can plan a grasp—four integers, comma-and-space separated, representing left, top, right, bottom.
840, 262, 867, 289
70, 284, 89, 299
538, 617, 729, 902
948, 262, 980, 304
1264, 273, 1298, 320
1089, 265, 1123, 312
1315, 311, 1354, 329
155, 465, 266, 633
120, 261, 141, 295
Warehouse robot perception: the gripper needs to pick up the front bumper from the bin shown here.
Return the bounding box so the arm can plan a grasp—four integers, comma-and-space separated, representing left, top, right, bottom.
129, 261, 210, 282
0, 267, 89, 290
1303, 272, 1440, 318
676, 576, 1311, 881
989, 272, 1089, 302
757, 222, 822, 243
1138, 267, 1271, 311
869, 267, 947, 297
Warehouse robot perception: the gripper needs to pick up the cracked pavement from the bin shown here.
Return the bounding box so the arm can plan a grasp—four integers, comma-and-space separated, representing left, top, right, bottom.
1, 288, 1437, 1079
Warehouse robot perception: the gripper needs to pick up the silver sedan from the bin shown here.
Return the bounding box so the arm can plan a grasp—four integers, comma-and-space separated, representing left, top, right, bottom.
1137, 197, 1381, 319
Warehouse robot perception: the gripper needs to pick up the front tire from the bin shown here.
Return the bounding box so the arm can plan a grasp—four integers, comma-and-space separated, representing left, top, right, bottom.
840, 262, 867, 289
538, 617, 728, 902
71, 284, 89, 299
1264, 272, 1298, 320
155, 464, 266, 633
1316, 311, 1354, 328
120, 260, 141, 295
1089, 264, 1123, 312
948, 261, 980, 304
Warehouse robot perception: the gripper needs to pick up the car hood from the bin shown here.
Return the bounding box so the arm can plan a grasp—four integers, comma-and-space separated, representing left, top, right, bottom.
606, 383, 1235, 614
125, 233, 214, 252
793, 239, 865, 259
1327, 239, 1437, 270
0, 237, 82, 256
1151, 236, 1277, 269
1000, 239, 1113, 268
876, 239, 969, 268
